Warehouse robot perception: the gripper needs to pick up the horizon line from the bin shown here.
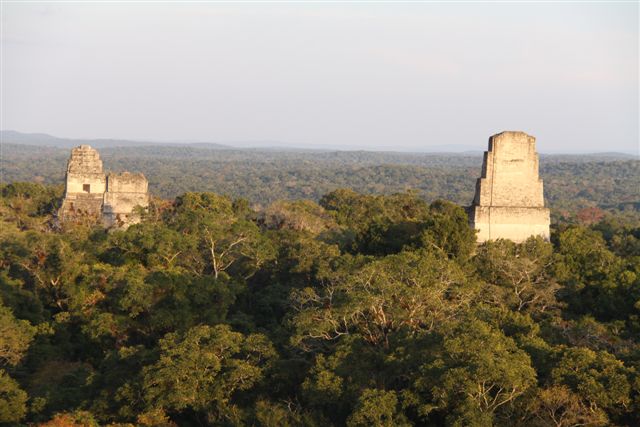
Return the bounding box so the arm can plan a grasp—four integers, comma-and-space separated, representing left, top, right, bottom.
1, 129, 638, 156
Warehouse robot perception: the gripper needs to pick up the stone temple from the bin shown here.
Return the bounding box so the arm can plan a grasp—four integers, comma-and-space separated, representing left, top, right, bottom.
58, 145, 149, 228
469, 131, 550, 243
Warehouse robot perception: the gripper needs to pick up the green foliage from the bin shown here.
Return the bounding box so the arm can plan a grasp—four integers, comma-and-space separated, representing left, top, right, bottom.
0, 302, 36, 366
347, 389, 410, 427
0, 182, 639, 425
0, 182, 62, 230
525, 385, 608, 427
260, 199, 337, 234
421, 320, 537, 425
419, 200, 476, 261
252, 399, 303, 427
4, 143, 639, 222
555, 226, 640, 320
551, 347, 632, 411
0, 369, 28, 423
143, 324, 275, 421
475, 237, 561, 316
291, 250, 475, 349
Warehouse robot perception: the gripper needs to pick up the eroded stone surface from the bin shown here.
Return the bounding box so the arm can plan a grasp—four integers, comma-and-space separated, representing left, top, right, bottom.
59, 145, 149, 228
59, 145, 106, 220
469, 131, 550, 243
103, 172, 149, 228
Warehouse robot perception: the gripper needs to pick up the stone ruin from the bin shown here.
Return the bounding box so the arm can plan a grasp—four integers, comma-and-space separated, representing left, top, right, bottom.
58, 145, 149, 228
58, 135, 550, 238
469, 131, 550, 243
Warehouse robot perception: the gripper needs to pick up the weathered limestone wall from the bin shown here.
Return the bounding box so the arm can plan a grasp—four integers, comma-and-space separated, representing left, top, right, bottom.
473, 132, 545, 207
469, 131, 550, 243
471, 206, 550, 243
59, 145, 106, 219
59, 146, 149, 228
106, 172, 148, 193
103, 172, 149, 228
65, 175, 107, 196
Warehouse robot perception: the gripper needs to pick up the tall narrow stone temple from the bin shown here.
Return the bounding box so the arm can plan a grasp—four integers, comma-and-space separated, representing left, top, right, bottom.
58, 145, 149, 228
469, 131, 550, 243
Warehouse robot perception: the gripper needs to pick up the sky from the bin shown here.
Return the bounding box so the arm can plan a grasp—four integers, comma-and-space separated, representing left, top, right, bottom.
1, 2, 638, 153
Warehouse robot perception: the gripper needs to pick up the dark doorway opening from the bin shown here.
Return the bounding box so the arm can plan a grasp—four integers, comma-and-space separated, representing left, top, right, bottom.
83, 184, 90, 193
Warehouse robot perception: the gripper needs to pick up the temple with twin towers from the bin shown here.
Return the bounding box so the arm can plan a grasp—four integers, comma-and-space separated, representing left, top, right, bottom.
58, 145, 149, 228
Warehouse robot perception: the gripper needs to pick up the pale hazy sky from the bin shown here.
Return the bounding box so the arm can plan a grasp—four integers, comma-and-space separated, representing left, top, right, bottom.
1, 2, 638, 153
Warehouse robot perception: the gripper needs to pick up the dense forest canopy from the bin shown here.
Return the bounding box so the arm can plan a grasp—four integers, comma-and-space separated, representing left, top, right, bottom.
1, 142, 639, 425
2, 143, 639, 223
1, 167, 639, 425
